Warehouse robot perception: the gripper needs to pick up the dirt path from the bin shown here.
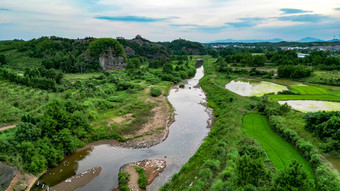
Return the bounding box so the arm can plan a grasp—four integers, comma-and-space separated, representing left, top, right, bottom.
0, 124, 16, 131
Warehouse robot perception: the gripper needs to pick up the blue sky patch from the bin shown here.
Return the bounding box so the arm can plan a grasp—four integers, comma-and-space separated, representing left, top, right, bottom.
277, 14, 329, 22
280, 8, 311, 14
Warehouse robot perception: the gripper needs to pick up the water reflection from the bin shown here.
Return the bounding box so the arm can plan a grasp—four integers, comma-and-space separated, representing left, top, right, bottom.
225, 79, 288, 96
278, 100, 340, 112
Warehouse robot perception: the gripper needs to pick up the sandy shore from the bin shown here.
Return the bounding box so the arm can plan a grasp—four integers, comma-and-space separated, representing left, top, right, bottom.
50, 166, 102, 191
120, 159, 167, 190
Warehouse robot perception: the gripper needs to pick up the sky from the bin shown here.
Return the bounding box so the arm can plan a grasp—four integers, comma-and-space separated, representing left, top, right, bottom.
0, 0, 340, 42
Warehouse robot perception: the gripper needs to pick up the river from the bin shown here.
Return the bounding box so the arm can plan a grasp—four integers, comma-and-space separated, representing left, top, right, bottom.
36, 66, 212, 191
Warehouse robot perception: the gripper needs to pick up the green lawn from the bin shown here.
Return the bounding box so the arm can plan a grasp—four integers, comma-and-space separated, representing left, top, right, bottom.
290, 86, 329, 95
243, 114, 316, 184
64, 73, 102, 82
268, 94, 340, 101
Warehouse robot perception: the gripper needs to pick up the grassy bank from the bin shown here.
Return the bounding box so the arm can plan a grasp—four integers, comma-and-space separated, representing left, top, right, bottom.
243, 114, 315, 183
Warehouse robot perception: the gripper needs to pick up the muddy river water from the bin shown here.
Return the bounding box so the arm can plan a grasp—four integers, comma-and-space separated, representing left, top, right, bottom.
36, 66, 212, 191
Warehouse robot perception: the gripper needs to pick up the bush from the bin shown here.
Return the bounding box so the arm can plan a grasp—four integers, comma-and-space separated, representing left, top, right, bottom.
277, 65, 312, 79
118, 171, 130, 191
0, 54, 6, 65
150, 87, 162, 97
199, 168, 213, 180
135, 166, 147, 189
204, 159, 221, 171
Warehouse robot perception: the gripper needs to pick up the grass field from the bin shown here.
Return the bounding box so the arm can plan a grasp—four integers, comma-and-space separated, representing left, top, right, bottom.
269, 84, 340, 102
243, 114, 316, 184
64, 73, 102, 82
268, 94, 340, 101
290, 86, 329, 95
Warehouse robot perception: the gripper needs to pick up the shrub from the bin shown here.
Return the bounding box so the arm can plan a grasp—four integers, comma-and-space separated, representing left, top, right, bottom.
277, 65, 312, 79
118, 171, 130, 191
204, 159, 221, 171
150, 87, 162, 97
199, 168, 213, 180
135, 166, 147, 189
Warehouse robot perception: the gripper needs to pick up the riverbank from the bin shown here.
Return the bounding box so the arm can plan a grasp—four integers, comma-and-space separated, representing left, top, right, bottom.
75, 87, 174, 153
50, 167, 102, 191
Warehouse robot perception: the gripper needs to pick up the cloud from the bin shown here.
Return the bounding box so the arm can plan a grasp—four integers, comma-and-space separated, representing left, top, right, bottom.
170, 24, 199, 27
94, 16, 170, 22
193, 25, 228, 32
170, 23, 227, 33
225, 17, 266, 28
259, 21, 340, 40
280, 8, 311, 14
277, 14, 329, 22
0, 8, 10, 11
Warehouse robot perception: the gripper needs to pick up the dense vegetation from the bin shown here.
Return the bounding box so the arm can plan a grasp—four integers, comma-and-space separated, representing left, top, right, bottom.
0, 37, 339, 190
161, 56, 339, 191
304, 111, 340, 153
277, 65, 312, 79
0, 37, 198, 175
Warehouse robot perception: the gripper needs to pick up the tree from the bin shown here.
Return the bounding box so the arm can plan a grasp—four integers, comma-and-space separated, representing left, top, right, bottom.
236, 154, 271, 187
0, 54, 7, 65
52, 128, 80, 155
273, 160, 312, 190
40, 100, 70, 137
163, 63, 173, 73
15, 122, 41, 142
126, 58, 141, 70
88, 38, 126, 58
251, 55, 266, 67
